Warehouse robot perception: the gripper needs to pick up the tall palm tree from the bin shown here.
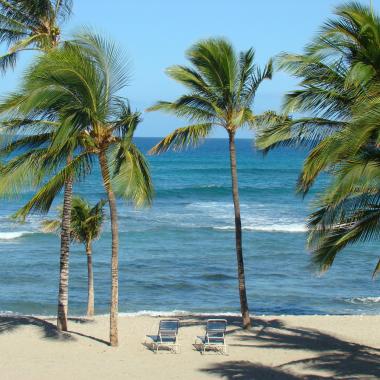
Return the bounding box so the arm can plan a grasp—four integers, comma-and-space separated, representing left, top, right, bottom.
0, 32, 154, 345
256, 2, 380, 275
0, 0, 72, 71
147, 38, 273, 329
0, 0, 74, 332
42, 197, 107, 317
0, 117, 89, 332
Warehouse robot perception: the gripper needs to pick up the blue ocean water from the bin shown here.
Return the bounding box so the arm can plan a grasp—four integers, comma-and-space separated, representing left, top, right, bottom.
0, 138, 379, 316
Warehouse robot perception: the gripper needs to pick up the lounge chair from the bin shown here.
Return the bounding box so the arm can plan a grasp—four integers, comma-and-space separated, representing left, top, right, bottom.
146, 319, 180, 353
195, 319, 228, 354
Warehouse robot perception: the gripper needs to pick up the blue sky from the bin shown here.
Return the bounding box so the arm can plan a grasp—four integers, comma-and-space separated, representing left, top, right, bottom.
0, 0, 377, 137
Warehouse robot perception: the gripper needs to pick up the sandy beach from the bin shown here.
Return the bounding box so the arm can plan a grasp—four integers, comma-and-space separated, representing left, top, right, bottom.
0, 314, 379, 379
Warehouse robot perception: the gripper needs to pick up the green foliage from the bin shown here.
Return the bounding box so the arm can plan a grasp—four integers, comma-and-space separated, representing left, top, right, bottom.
0, 31, 153, 215
255, 1, 380, 275
148, 38, 273, 152
0, 0, 72, 72
42, 196, 106, 245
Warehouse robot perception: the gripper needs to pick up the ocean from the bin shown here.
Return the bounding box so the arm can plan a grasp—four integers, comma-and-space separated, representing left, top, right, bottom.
0, 138, 379, 316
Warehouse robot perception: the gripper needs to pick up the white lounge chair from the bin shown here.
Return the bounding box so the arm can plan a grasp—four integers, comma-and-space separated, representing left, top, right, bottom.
195, 319, 228, 354
146, 319, 180, 353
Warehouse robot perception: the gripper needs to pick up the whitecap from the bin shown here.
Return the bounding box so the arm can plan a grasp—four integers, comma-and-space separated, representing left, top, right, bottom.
0, 231, 32, 240
345, 297, 380, 304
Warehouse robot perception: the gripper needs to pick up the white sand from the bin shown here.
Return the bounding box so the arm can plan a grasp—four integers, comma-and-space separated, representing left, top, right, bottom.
0, 314, 379, 379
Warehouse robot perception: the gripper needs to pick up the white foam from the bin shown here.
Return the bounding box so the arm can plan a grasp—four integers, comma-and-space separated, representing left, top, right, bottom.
214, 224, 306, 233
345, 297, 380, 304
0, 231, 32, 240
199, 184, 223, 189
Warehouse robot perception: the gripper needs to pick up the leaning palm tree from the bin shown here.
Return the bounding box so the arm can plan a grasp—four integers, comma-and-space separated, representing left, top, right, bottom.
0, 115, 81, 332
0, 32, 153, 345
256, 2, 380, 275
0, 0, 75, 332
42, 197, 107, 317
147, 38, 273, 329
0, 0, 72, 72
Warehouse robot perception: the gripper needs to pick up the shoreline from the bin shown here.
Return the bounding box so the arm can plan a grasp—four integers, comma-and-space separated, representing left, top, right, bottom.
2, 310, 380, 318
1, 314, 379, 379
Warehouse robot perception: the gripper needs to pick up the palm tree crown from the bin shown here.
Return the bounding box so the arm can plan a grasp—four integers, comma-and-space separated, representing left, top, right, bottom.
0, 0, 72, 72
149, 38, 272, 152
42, 197, 106, 245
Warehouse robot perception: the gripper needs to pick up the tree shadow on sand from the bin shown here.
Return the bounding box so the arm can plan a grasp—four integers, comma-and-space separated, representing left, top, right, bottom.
201, 361, 327, 380
0, 315, 110, 345
201, 317, 380, 379
0, 315, 74, 341
175, 315, 284, 335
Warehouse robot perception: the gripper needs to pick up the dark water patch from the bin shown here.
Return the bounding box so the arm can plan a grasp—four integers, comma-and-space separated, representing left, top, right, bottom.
200, 274, 235, 281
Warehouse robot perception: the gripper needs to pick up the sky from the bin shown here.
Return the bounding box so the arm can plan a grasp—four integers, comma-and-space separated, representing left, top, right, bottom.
0, 0, 377, 137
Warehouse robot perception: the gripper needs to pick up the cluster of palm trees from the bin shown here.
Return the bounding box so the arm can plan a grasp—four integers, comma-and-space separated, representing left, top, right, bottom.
0, 0, 379, 347
0, 1, 153, 347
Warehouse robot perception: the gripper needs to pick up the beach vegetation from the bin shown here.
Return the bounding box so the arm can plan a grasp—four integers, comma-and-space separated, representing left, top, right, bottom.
148, 38, 273, 329
0, 32, 154, 345
0, 0, 76, 332
42, 197, 107, 317
256, 1, 380, 276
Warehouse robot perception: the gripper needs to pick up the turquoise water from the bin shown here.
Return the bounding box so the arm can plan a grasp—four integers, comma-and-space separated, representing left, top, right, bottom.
0, 138, 379, 316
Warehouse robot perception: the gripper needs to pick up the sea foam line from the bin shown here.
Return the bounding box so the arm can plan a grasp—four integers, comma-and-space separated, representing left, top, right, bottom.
214, 224, 306, 233
0, 310, 243, 318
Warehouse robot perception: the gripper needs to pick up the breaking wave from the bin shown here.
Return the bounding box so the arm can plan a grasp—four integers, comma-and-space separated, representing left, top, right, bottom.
345, 297, 380, 304
0, 231, 33, 240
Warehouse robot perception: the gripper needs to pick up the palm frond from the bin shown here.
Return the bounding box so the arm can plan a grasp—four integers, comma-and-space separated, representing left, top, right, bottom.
308, 193, 380, 274
13, 152, 91, 220
112, 141, 154, 207
149, 123, 213, 155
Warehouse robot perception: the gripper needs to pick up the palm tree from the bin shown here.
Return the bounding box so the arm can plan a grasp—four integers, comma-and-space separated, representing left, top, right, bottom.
0, 0, 72, 71
147, 38, 273, 329
0, 117, 89, 332
42, 197, 107, 317
0, 0, 74, 332
0, 32, 154, 345
256, 2, 380, 275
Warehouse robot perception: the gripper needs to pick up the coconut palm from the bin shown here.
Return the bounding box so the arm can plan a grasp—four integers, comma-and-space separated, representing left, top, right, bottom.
0, 32, 153, 345
0, 0, 75, 332
42, 197, 107, 317
147, 38, 273, 329
0, 115, 83, 332
256, 2, 380, 275
0, 0, 72, 72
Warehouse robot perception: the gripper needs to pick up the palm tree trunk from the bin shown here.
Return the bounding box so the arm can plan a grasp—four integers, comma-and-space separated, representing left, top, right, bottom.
99, 151, 119, 347
57, 170, 73, 331
228, 131, 251, 329
86, 241, 95, 317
